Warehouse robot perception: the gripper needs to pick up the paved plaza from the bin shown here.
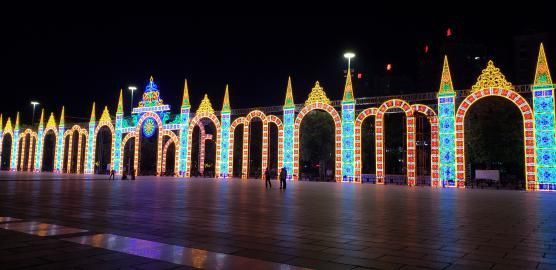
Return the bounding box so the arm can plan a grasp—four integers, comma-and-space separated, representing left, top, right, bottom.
1, 172, 556, 269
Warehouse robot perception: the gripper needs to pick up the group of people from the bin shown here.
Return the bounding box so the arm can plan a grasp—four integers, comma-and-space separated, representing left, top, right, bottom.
108, 169, 136, 180
264, 167, 288, 189
107, 167, 288, 186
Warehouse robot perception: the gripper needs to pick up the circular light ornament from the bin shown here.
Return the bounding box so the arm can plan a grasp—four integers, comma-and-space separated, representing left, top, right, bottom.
142, 118, 156, 138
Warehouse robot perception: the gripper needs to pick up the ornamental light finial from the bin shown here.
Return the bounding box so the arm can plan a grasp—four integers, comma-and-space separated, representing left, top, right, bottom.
471, 60, 513, 91
305, 81, 330, 105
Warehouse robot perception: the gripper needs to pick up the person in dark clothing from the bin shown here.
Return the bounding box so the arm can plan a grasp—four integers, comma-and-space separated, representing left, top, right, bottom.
109, 170, 115, 180
279, 167, 287, 189
131, 169, 136, 180
264, 168, 271, 188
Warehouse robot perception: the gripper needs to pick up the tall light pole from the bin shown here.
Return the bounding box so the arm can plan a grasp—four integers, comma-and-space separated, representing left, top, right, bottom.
128, 86, 137, 113
30, 101, 39, 126
127, 86, 137, 176
344, 52, 356, 73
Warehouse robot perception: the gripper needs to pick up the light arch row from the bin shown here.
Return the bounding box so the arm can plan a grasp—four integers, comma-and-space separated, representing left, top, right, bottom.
228, 112, 284, 179
63, 125, 88, 174
455, 88, 536, 189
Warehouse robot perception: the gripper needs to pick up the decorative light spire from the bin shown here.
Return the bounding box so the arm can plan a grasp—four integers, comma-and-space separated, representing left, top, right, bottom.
15, 112, 20, 130
99, 106, 111, 123
39, 109, 45, 128
534, 43, 553, 87
89, 102, 96, 123
4, 117, 12, 133
284, 76, 295, 108
117, 89, 124, 115
197, 94, 214, 114
472, 60, 513, 91
342, 69, 355, 102
305, 81, 330, 105
59, 106, 65, 127
46, 113, 57, 130
222, 84, 231, 113
181, 79, 191, 108
438, 55, 455, 95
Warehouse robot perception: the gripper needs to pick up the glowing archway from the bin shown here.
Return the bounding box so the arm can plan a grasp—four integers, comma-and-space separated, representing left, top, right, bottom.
355, 107, 378, 180
375, 99, 415, 185
1, 132, 13, 170
185, 112, 221, 177
134, 111, 164, 175
455, 88, 536, 189
93, 109, 115, 173
294, 102, 342, 181
119, 131, 137, 175
17, 129, 37, 172
160, 129, 179, 175
244, 110, 268, 179
41, 116, 59, 172
266, 115, 284, 172
77, 129, 88, 174
63, 125, 84, 173
411, 104, 439, 187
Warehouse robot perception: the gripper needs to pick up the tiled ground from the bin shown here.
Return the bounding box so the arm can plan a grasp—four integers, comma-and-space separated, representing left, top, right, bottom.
1, 171, 556, 269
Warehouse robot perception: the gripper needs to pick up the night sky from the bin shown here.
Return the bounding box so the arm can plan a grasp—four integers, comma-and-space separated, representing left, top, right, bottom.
2, 15, 554, 125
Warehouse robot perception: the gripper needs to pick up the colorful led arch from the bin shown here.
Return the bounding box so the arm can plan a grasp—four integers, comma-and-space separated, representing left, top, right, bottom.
0, 46, 552, 192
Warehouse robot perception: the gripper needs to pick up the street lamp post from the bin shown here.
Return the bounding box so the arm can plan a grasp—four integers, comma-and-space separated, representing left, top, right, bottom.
128, 86, 137, 113
343, 52, 356, 73
30, 101, 39, 126
127, 86, 137, 176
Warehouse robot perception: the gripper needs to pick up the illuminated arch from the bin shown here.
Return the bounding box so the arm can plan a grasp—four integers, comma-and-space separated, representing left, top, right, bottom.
63, 125, 83, 173
160, 129, 179, 175
376, 99, 415, 185
76, 129, 88, 174
17, 129, 38, 172
93, 121, 115, 172
186, 112, 221, 177
411, 104, 439, 187
266, 114, 284, 171
41, 126, 58, 172
243, 110, 268, 179
134, 111, 164, 175
294, 102, 342, 181
1, 130, 14, 170
354, 107, 378, 179
455, 88, 536, 189
228, 117, 246, 176
119, 131, 137, 175
161, 138, 174, 174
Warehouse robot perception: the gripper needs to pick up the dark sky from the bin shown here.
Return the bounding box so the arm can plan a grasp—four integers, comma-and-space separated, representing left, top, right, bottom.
1, 15, 554, 125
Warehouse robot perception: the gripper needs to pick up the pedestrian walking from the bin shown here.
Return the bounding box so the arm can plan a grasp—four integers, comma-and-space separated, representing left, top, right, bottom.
265, 168, 271, 188
109, 169, 115, 180
279, 167, 287, 189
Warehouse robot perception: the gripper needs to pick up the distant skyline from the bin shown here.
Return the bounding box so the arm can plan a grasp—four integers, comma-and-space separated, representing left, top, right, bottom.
1, 15, 553, 124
